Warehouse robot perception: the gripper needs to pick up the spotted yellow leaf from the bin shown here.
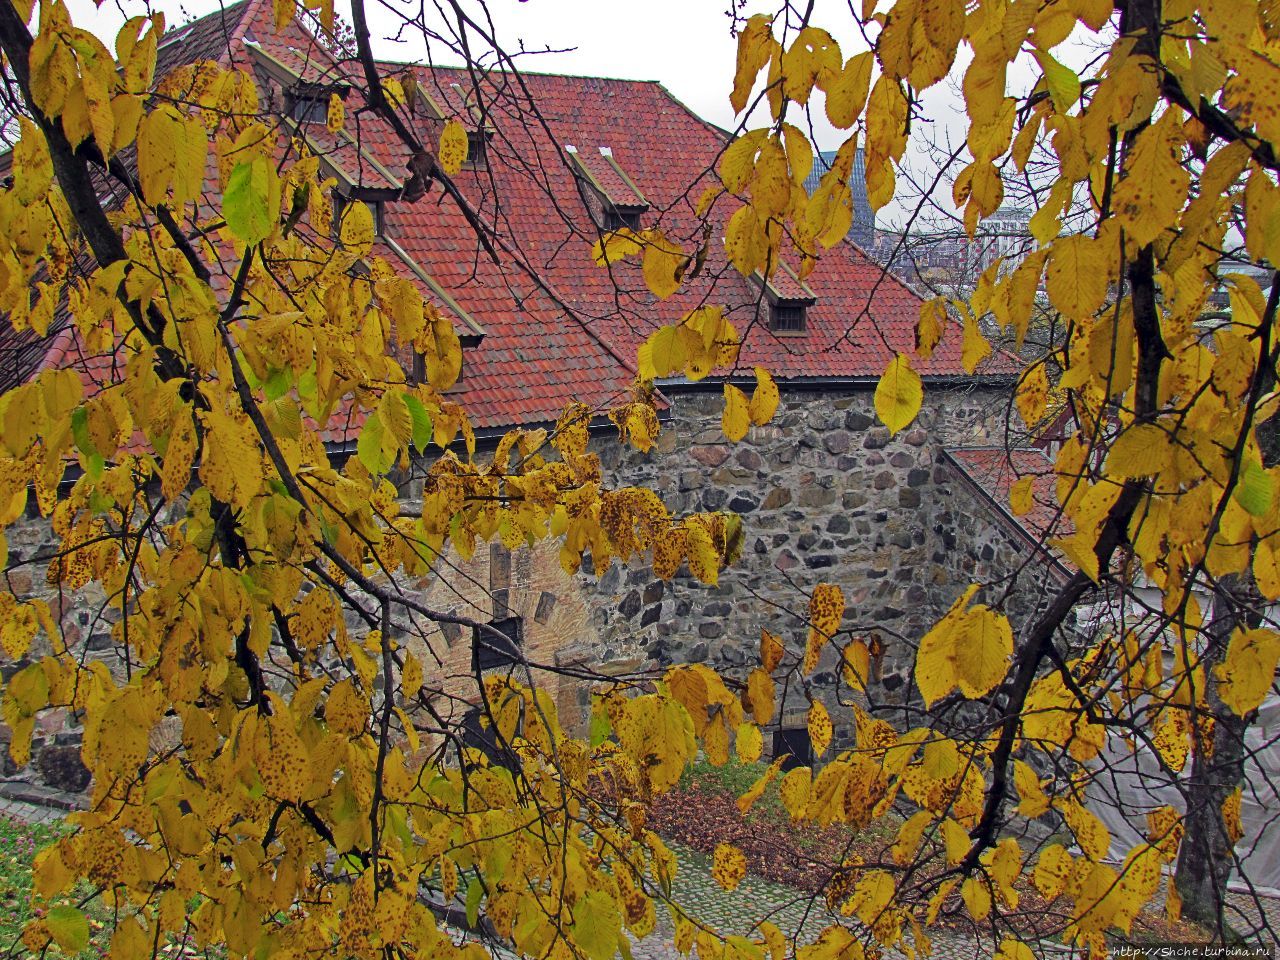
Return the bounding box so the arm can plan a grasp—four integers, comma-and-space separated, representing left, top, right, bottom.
736, 722, 763, 763
760, 628, 784, 673
438, 119, 469, 175
1009, 476, 1034, 517
723, 383, 750, 442
807, 700, 833, 757
711, 843, 747, 892
748, 366, 780, 425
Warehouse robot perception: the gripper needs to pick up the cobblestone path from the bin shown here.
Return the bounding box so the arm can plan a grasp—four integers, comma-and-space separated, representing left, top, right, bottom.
3, 793, 1276, 958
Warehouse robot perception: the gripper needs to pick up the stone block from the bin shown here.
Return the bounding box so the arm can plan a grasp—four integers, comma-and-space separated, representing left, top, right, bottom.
689, 445, 730, 468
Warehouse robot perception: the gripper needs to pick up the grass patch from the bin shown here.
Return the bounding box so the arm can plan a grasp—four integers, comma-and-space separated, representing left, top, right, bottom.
0, 816, 117, 959
679, 758, 787, 819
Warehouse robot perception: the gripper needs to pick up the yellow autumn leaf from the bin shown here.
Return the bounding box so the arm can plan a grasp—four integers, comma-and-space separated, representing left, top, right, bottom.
961, 876, 991, 921
704, 714, 730, 766
915, 588, 1011, 704
737, 758, 783, 815
1059, 800, 1111, 861
746, 667, 775, 724
736, 722, 763, 763
722, 383, 750, 442
1216, 628, 1280, 716
731, 15, 775, 115
1013, 759, 1050, 817
438, 119, 469, 175
825, 52, 873, 128
748, 366, 780, 425
841, 640, 870, 692
338, 197, 374, 255
326, 92, 344, 132
1033, 844, 1073, 899
892, 810, 934, 865
711, 843, 747, 892
874, 353, 922, 436
996, 938, 1037, 960
1009, 476, 1034, 517
942, 817, 970, 865
961, 314, 991, 374
916, 297, 947, 359
642, 232, 685, 299
955, 605, 1013, 699
807, 700, 832, 757
1108, 423, 1173, 478
1046, 233, 1109, 320
804, 582, 844, 673
779, 767, 810, 819
761, 628, 784, 672
593, 227, 644, 267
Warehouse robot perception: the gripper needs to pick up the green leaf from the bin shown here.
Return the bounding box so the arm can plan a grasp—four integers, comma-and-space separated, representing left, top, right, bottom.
46, 905, 89, 954
465, 877, 483, 929
70, 406, 95, 456
1035, 50, 1080, 114
1235, 459, 1273, 516
265, 368, 292, 401
224, 157, 274, 245
589, 710, 611, 748
403, 392, 433, 452
572, 890, 621, 960
356, 415, 393, 475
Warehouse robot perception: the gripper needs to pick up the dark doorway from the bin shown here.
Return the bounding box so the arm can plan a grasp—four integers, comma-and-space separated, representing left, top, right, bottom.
772, 728, 814, 771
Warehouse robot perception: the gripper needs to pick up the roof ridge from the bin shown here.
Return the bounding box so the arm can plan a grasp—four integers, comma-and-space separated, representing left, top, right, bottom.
379, 60, 667, 86
161, 0, 252, 40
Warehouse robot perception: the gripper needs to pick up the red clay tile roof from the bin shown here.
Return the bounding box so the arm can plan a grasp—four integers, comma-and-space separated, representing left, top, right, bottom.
944, 447, 1073, 574
3, 0, 1009, 437
567, 146, 647, 209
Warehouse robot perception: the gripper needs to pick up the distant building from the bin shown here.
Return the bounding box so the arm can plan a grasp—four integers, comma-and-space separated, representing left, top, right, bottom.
869, 205, 1032, 293
803, 148, 876, 250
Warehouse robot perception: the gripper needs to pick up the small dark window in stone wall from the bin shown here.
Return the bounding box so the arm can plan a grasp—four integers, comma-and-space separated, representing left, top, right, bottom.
491, 589, 510, 620
773, 727, 813, 771
534, 591, 557, 624
490, 542, 511, 589
440, 615, 462, 645
474, 616, 523, 671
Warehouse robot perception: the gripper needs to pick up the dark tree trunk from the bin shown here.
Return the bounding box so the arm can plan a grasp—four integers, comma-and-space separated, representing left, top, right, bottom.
1173, 577, 1253, 941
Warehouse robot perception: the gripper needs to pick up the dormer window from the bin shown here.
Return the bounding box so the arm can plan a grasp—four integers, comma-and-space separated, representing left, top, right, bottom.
566, 144, 649, 234
465, 129, 489, 170
289, 94, 327, 123
603, 207, 642, 231
747, 261, 819, 335
770, 301, 808, 333
753, 262, 817, 336
334, 193, 385, 236
287, 83, 345, 124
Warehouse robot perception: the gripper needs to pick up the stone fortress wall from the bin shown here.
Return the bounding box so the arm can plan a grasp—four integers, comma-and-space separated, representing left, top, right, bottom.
0, 380, 1056, 794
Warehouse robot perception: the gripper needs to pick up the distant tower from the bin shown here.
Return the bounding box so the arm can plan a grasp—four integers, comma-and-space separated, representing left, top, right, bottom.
803, 147, 876, 250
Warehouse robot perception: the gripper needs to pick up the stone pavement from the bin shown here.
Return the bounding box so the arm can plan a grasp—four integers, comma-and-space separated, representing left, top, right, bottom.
629, 843, 1004, 960
629, 843, 1280, 960
0, 782, 74, 824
